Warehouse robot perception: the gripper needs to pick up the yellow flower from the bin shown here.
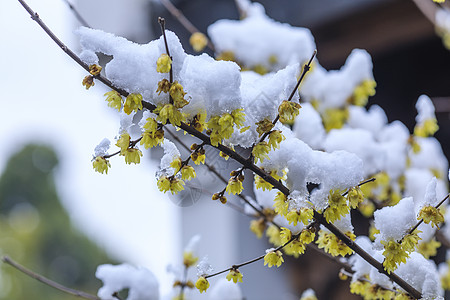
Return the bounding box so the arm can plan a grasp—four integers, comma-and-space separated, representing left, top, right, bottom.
170, 157, 182, 174
324, 189, 349, 223
417, 238, 441, 259
226, 177, 243, 195
140, 129, 164, 149
266, 225, 282, 247
157, 176, 171, 192
280, 227, 292, 244
250, 218, 266, 239
284, 238, 306, 257
124, 148, 142, 164
89, 64, 102, 76
191, 149, 206, 165
263, 250, 284, 268
231, 109, 246, 127
433, 0, 445, 3
316, 230, 354, 257
116, 133, 131, 155
181, 165, 196, 181
347, 186, 364, 209
207, 111, 244, 146
286, 208, 313, 226
104, 90, 122, 111
195, 276, 209, 293
351, 79, 376, 106
212, 193, 227, 204
183, 251, 198, 268
268, 130, 285, 150
156, 79, 171, 95
157, 176, 185, 194
441, 264, 450, 290
278, 100, 301, 124
254, 175, 272, 191
92, 156, 111, 174
156, 53, 172, 73
255, 118, 274, 137
300, 229, 316, 244
187, 112, 207, 132
350, 280, 370, 297
124, 93, 143, 115
82, 75, 94, 89
226, 269, 243, 284
401, 232, 421, 253
417, 205, 445, 228
169, 178, 185, 194
322, 108, 349, 132
273, 192, 289, 216
381, 239, 409, 274
414, 118, 439, 137
252, 141, 270, 163
189, 32, 208, 52
170, 81, 189, 109
216, 51, 235, 62
156, 103, 186, 126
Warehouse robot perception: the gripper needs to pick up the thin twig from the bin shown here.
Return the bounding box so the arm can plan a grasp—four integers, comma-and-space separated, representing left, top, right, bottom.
408, 193, 449, 236
159, 0, 215, 51
61, 0, 90, 27
2, 256, 100, 300
342, 177, 376, 197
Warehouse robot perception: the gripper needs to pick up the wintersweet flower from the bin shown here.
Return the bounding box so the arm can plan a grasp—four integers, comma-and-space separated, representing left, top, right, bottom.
252, 141, 270, 163
189, 32, 208, 52
231, 109, 246, 128
351, 79, 376, 106
156, 79, 171, 95
418, 205, 445, 228
195, 276, 209, 293
82, 75, 94, 89
322, 107, 349, 131
157, 176, 171, 193
255, 118, 274, 137
183, 251, 198, 267
324, 189, 349, 223
140, 129, 164, 149
250, 218, 266, 239
157, 176, 185, 194
116, 132, 131, 155
191, 149, 206, 165
181, 165, 196, 181
254, 175, 272, 191
104, 90, 122, 111
170, 157, 182, 174
226, 177, 243, 195
226, 269, 243, 283
263, 250, 284, 268
401, 232, 421, 253
278, 100, 301, 124
417, 238, 441, 259
169, 82, 189, 109
300, 229, 315, 244
88, 64, 102, 76
155, 103, 185, 126
414, 118, 439, 137
266, 225, 282, 247
273, 192, 289, 216
286, 208, 313, 226
280, 227, 292, 244
212, 193, 227, 204
268, 130, 285, 150
317, 230, 354, 257
124, 148, 142, 164
187, 112, 207, 132
92, 156, 111, 174
381, 239, 409, 274
156, 53, 172, 73
347, 186, 364, 209
124, 93, 143, 115
284, 238, 306, 257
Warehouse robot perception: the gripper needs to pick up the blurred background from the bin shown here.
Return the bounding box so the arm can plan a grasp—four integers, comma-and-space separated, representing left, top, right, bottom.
0, 0, 449, 299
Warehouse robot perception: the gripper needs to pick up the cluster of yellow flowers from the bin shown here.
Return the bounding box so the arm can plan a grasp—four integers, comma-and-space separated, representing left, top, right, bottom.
349, 280, 410, 300
226, 268, 243, 284
116, 132, 143, 165
286, 207, 314, 226
207, 109, 245, 146
417, 205, 445, 229
140, 116, 164, 149
278, 100, 301, 124
380, 232, 421, 274
324, 189, 350, 223
263, 250, 284, 268
225, 170, 245, 195
92, 156, 111, 174
316, 230, 355, 257
350, 79, 377, 107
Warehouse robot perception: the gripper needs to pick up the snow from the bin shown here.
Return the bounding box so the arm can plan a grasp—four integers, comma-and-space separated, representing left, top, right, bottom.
208, 278, 243, 300
96, 263, 159, 300
94, 138, 111, 157
159, 139, 181, 175
292, 102, 325, 149
415, 95, 436, 124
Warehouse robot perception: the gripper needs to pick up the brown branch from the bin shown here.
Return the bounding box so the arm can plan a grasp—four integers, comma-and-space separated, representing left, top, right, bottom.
412, 0, 439, 26
314, 212, 422, 299
2, 256, 100, 300
159, 0, 215, 51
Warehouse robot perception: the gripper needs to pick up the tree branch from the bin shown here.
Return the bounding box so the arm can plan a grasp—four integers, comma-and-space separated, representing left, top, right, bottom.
2, 256, 100, 300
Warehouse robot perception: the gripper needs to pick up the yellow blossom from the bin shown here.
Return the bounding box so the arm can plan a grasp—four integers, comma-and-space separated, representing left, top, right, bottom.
299, 229, 316, 244
189, 32, 208, 52
92, 156, 111, 174
124, 148, 142, 164
284, 238, 306, 257
170, 81, 189, 109
156, 53, 172, 73
381, 239, 409, 274
226, 269, 243, 283
253, 64, 268, 75
324, 189, 349, 223
155, 103, 185, 126
195, 276, 209, 293
317, 230, 354, 257
82, 75, 94, 89
286, 208, 314, 226
226, 177, 244, 195
401, 232, 421, 253
156, 79, 171, 95
89, 64, 102, 76
347, 186, 364, 209
104, 90, 122, 111
212, 193, 227, 204
268, 130, 285, 150
351, 79, 376, 106
187, 112, 207, 132
231, 109, 245, 127
124, 93, 143, 115
254, 175, 272, 191
280, 227, 292, 244
252, 141, 270, 163
433, 0, 445, 4
350, 280, 370, 297
414, 118, 439, 137
170, 157, 182, 174
183, 251, 198, 267
266, 225, 282, 247
157, 176, 185, 194
255, 118, 274, 136
250, 218, 266, 239
181, 165, 196, 181
140, 129, 164, 149
216, 51, 235, 62
191, 149, 206, 165
322, 108, 348, 131
278, 100, 301, 124
273, 192, 289, 216
263, 250, 284, 268
441, 265, 450, 290
418, 238, 441, 259
169, 178, 185, 194
116, 133, 131, 155
157, 176, 171, 192
418, 205, 445, 228
395, 293, 413, 300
